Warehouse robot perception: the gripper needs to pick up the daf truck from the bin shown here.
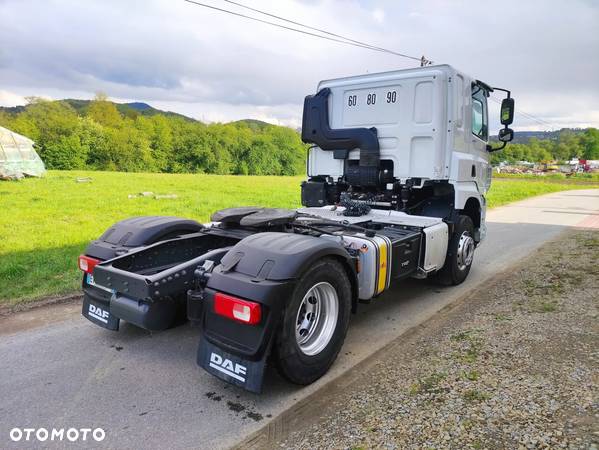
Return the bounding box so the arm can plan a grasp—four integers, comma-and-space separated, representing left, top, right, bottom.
78, 64, 515, 392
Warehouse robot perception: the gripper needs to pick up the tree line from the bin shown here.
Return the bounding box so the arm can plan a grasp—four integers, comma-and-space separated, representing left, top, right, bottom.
490, 128, 599, 165
0, 95, 307, 175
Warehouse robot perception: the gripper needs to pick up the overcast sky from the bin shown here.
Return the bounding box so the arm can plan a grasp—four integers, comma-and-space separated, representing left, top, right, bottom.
1, 0, 598, 132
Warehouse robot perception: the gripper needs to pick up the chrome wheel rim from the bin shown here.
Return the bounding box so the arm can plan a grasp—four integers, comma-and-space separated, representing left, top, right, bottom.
456, 231, 475, 271
295, 282, 339, 356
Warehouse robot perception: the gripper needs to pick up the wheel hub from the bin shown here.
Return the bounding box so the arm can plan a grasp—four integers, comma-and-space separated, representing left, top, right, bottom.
295, 282, 339, 356
456, 231, 475, 271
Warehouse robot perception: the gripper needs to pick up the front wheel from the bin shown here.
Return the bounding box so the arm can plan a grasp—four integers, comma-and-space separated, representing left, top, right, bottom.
436, 215, 475, 286
273, 258, 352, 385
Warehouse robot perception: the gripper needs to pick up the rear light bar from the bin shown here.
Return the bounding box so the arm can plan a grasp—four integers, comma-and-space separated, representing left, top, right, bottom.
78, 255, 100, 274
214, 292, 262, 325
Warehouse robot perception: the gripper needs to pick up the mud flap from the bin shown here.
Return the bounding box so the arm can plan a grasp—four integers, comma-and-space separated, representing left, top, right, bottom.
82, 295, 120, 331
197, 339, 267, 394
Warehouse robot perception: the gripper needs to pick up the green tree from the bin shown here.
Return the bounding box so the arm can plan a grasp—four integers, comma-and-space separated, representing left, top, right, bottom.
554, 129, 582, 161
87, 92, 122, 128
582, 128, 599, 160
42, 134, 89, 169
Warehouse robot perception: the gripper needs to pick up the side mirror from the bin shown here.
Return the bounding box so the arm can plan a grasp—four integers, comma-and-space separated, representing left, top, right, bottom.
498, 127, 514, 142
500, 98, 515, 125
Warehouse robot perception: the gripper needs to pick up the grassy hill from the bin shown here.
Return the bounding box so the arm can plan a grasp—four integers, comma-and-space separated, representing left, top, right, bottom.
0, 100, 279, 126
0, 99, 193, 121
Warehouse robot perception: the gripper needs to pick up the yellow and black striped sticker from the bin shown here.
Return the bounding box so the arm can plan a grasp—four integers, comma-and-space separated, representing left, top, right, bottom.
375, 235, 392, 295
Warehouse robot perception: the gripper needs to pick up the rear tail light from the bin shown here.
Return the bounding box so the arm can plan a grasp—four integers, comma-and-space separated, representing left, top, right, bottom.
214, 292, 262, 325
78, 255, 100, 274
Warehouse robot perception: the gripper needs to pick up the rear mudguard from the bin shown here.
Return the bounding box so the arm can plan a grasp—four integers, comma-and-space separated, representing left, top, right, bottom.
85, 216, 204, 260
189, 231, 358, 393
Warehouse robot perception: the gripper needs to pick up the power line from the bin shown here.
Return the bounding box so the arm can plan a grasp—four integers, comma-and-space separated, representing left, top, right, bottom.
186, 1, 548, 128
221, 0, 423, 62
490, 96, 555, 129
182, 0, 426, 63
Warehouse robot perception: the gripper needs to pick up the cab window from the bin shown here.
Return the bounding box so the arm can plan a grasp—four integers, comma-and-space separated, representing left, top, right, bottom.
471, 85, 488, 141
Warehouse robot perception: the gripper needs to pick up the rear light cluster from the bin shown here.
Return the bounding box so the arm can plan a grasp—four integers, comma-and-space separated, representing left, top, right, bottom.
214, 292, 261, 325
78, 255, 100, 274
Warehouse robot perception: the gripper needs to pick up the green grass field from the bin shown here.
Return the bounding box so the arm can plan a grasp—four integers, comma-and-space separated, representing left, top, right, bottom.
1, 170, 597, 308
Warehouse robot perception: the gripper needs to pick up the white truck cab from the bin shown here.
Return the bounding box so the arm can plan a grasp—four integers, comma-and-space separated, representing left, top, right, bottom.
302, 64, 515, 244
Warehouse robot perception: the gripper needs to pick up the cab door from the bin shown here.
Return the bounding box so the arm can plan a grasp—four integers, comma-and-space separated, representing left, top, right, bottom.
470, 84, 491, 193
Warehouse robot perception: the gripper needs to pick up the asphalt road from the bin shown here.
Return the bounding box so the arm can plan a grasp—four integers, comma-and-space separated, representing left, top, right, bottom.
1, 189, 598, 450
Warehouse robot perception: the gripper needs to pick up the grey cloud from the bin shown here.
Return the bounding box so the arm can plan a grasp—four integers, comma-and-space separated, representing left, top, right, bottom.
0, 0, 597, 129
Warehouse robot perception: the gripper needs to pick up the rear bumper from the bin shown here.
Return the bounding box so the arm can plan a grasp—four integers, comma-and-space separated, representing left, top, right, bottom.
82, 280, 179, 332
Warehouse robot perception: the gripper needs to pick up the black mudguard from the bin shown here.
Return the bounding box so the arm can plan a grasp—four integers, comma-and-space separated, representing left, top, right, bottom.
85, 216, 204, 260
189, 232, 357, 393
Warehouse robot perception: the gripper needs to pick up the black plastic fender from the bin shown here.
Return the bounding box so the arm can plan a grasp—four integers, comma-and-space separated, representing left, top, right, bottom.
196, 232, 358, 359
193, 232, 358, 392
219, 232, 355, 281
85, 216, 204, 260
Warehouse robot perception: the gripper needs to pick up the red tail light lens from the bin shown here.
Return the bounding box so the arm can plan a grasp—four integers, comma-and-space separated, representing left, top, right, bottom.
78, 255, 100, 274
214, 292, 261, 325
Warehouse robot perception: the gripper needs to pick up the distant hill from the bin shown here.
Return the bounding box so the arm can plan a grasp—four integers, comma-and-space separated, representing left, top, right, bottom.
512, 128, 588, 144
62, 99, 196, 121
0, 99, 196, 122
232, 119, 273, 130
0, 101, 291, 129
125, 102, 153, 111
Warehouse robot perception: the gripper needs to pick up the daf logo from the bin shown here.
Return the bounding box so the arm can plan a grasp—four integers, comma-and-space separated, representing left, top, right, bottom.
209, 352, 247, 383
88, 304, 109, 324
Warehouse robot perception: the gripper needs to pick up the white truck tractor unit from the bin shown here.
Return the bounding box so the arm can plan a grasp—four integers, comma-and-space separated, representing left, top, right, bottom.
78, 65, 515, 392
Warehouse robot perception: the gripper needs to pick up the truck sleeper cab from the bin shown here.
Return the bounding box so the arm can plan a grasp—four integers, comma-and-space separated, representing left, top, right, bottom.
79, 65, 514, 392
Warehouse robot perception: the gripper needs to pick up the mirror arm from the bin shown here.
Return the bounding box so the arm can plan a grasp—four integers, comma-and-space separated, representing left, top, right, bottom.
487, 141, 507, 152
491, 87, 511, 98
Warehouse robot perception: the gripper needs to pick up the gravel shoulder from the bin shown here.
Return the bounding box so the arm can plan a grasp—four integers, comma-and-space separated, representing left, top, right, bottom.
277, 230, 599, 450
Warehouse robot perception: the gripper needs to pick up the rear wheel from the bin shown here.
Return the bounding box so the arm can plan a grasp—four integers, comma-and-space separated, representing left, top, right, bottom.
274, 258, 352, 385
436, 215, 475, 286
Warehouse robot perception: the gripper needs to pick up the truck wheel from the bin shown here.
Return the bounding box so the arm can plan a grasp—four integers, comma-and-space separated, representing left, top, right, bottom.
436, 215, 475, 286
273, 258, 352, 385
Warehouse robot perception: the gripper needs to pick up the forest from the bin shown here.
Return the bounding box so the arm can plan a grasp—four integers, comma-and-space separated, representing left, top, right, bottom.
0, 95, 307, 175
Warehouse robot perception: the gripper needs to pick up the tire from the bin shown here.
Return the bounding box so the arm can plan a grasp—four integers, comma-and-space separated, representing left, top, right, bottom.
273, 258, 352, 385
436, 215, 475, 286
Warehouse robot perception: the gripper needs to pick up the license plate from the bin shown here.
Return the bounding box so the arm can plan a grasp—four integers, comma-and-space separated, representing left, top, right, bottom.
86, 273, 115, 294
82, 297, 119, 330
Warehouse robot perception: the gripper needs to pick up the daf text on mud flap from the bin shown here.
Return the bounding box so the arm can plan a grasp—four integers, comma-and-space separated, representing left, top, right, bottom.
209, 353, 247, 382
88, 304, 109, 324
